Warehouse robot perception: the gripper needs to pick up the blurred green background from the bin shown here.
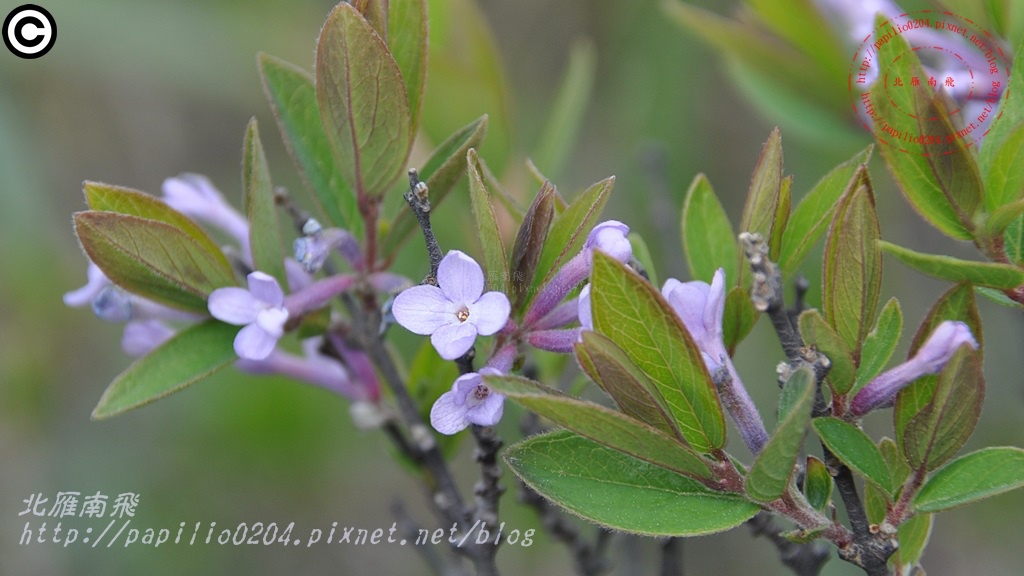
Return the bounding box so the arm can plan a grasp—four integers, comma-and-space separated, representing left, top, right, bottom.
1, 0, 1021, 574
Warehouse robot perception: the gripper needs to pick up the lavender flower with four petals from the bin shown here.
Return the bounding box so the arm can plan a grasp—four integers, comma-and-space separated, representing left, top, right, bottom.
850, 320, 978, 416
392, 250, 511, 360
208, 272, 290, 360
430, 367, 507, 434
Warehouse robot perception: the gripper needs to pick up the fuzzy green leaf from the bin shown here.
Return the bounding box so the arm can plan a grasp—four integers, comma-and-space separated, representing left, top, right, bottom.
798, 310, 855, 396
745, 367, 815, 502
509, 183, 555, 311
504, 430, 759, 536
83, 182, 229, 269
722, 286, 757, 354
486, 375, 711, 480
1007, 213, 1024, 264
532, 176, 614, 303
739, 128, 783, 263
92, 321, 239, 418
913, 447, 1024, 513
591, 252, 725, 453
257, 53, 358, 237
823, 166, 881, 355
901, 347, 984, 471
980, 37, 1024, 212
75, 211, 237, 313
383, 115, 489, 256
804, 456, 832, 512
682, 174, 738, 286
813, 417, 892, 495
243, 119, 286, 286
575, 331, 680, 439
871, 22, 982, 240
316, 3, 412, 198
387, 0, 428, 135
467, 149, 508, 293
855, 297, 903, 392
778, 145, 873, 274
879, 240, 1024, 290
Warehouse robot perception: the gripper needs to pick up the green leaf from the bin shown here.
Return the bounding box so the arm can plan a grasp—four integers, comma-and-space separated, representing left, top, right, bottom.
798, 310, 855, 396
739, 128, 783, 262
257, 53, 359, 237
388, 0, 428, 135
855, 297, 903, 392
901, 347, 984, 471
980, 37, 1024, 212
92, 321, 239, 419
913, 447, 1024, 513
778, 145, 873, 274
813, 417, 892, 495
880, 240, 1024, 290
871, 23, 982, 240
682, 173, 738, 286
745, 0, 848, 88
485, 375, 712, 480
591, 252, 726, 453
575, 331, 681, 439
1007, 213, 1024, 264
534, 39, 596, 178
383, 115, 488, 256
985, 199, 1024, 236
509, 183, 556, 311
242, 118, 286, 286
316, 3, 412, 198
770, 175, 792, 262
351, 0, 388, 40
467, 149, 508, 293
976, 285, 1024, 308
803, 455, 832, 512
531, 176, 614, 303
981, 123, 1024, 211
745, 367, 815, 502
83, 182, 229, 270
892, 513, 932, 570
722, 286, 757, 354
823, 165, 881, 355
504, 430, 759, 536
74, 211, 237, 313
879, 437, 911, 489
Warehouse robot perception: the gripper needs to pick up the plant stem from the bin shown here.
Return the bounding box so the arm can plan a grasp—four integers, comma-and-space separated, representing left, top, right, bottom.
404, 169, 444, 281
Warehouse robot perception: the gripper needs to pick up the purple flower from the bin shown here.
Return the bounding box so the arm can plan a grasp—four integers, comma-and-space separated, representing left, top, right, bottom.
122, 320, 176, 357
161, 174, 249, 253
64, 262, 110, 308
293, 218, 363, 273
661, 269, 728, 369
208, 272, 290, 360
585, 220, 632, 262
850, 320, 978, 416
430, 367, 505, 434
392, 250, 510, 360
578, 283, 592, 331
236, 337, 376, 401
522, 221, 632, 328
662, 268, 768, 454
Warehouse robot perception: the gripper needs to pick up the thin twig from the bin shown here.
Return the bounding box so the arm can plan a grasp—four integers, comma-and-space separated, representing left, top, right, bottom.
747, 512, 830, 576
404, 169, 444, 281
392, 501, 469, 576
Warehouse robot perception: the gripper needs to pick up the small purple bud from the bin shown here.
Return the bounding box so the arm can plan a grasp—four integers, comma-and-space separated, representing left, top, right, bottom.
851, 320, 978, 416
584, 220, 632, 263
527, 328, 582, 354
92, 286, 134, 323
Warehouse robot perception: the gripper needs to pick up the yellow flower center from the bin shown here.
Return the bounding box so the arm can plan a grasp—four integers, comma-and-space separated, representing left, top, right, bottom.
456, 306, 470, 323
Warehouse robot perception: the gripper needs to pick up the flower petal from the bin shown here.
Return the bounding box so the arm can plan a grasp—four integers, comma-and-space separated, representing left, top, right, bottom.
468, 291, 511, 335
430, 391, 470, 435
234, 323, 278, 360
392, 285, 456, 335
121, 320, 175, 357
64, 263, 109, 307
466, 391, 505, 427
578, 284, 592, 330
585, 220, 632, 262
208, 287, 262, 325
256, 307, 289, 338
431, 321, 478, 360
704, 268, 727, 337
663, 279, 710, 341
248, 271, 284, 306
437, 250, 485, 305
